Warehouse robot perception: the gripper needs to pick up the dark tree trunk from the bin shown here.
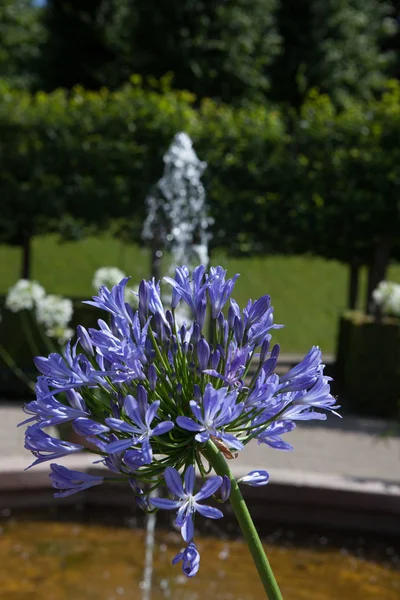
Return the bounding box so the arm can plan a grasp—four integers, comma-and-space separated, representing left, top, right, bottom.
21, 233, 32, 279
365, 237, 391, 316
348, 261, 360, 310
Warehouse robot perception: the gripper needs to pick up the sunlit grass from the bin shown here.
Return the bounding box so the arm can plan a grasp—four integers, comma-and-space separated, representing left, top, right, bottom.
2, 234, 400, 353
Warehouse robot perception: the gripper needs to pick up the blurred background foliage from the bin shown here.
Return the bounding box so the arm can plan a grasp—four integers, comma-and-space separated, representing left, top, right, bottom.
1, 0, 400, 336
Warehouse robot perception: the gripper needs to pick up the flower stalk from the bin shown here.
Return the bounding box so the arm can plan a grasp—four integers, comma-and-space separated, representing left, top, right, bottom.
204, 440, 283, 600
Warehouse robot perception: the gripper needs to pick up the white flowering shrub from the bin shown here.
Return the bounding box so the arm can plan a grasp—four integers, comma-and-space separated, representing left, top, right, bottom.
5, 280, 45, 312
372, 280, 400, 317
93, 267, 138, 308
92, 267, 126, 291
4, 280, 73, 346
36, 295, 74, 340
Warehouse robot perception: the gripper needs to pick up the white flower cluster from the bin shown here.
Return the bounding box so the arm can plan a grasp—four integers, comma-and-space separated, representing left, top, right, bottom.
5, 279, 74, 345
92, 267, 126, 291
5, 280, 45, 312
93, 267, 138, 308
36, 295, 74, 342
372, 280, 400, 317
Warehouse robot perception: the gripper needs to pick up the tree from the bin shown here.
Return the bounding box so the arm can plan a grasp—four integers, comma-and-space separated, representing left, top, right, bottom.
269, 0, 397, 108
40, 0, 115, 90
103, 0, 281, 102
0, 0, 45, 88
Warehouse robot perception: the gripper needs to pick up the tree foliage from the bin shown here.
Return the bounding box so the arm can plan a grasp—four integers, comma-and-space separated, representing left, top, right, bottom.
94, 0, 281, 102
40, 0, 115, 90
0, 0, 45, 88
269, 0, 397, 107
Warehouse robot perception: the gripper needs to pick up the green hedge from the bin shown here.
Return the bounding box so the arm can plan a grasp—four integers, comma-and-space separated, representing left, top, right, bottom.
336, 312, 400, 418
2, 78, 400, 262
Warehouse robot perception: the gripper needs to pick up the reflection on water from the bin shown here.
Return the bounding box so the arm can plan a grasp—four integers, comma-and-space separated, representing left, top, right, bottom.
0, 516, 399, 600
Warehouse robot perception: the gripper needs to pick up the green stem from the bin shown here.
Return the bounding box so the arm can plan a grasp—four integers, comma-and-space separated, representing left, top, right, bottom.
0, 345, 35, 392
204, 440, 284, 600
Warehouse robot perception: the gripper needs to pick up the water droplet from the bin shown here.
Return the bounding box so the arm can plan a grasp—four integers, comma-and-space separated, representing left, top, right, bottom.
2, 508, 11, 517
116, 586, 124, 595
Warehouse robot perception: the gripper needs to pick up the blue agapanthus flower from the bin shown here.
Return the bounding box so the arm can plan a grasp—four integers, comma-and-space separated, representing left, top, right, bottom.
21, 265, 340, 579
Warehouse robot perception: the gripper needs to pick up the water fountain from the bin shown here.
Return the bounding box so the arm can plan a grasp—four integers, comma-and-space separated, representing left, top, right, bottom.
142, 132, 212, 282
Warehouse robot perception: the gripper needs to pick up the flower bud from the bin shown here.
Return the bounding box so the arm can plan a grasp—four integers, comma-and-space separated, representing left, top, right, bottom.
228, 305, 236, 330
260, 336, 271, 363
196, 298, 207, 329
148, 364, 157, 390
77, 325, 93, 355
197, 338, 210, 371
179, 324, 187, 343
220, 475, 231, 501
210, 349, 220, 370
234, 316, 244, 344
166, 309, 175, 329
138, 280, 149, 311
191, 323, 201, 344
238, 470, 270, 487
193, 384, 202, 402
271, 343, 280, 360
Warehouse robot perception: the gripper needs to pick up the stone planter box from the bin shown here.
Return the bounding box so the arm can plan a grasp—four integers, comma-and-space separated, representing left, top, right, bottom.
335, 311, 400, 418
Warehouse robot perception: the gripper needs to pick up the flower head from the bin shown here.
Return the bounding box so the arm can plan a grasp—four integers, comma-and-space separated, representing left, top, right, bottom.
172, 542, 200, 577
22, 265, 339, 579
6, 279, 45, 312
150, 466, 223, 542
49, 463, 104, 497
36, 294, 73, 332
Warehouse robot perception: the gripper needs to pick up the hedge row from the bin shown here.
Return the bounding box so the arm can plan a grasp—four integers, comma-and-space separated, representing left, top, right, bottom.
1, 77, 400, 263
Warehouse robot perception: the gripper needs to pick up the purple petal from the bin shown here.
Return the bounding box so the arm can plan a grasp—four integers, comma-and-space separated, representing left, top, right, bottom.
176, 416, 203, 432
106, 438, 133, 453
150, 497, 182, 510
261, 439, 294, 451
181, 515, 194, 542
164, 467, 185, 498
238, 470, 270, 487
141, 437, 152, 463
152, 421, 174, 436
105, 418, 136, 434
145, 401, 160, 428
194, 476, 222, 501
184, 465, 195, 495
220, 475, 231, 501
189, 400, 203, 422
220, 432, 244, 451
195, 504, 224, 519
194, 431, 210, 443
123, 395, 139, 421
172, 552, 184, 565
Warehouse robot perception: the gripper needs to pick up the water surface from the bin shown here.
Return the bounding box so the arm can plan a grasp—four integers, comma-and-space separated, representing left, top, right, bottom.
1, 516, 399, 600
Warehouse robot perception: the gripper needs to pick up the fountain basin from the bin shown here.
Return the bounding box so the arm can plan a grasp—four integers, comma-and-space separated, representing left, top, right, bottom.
1, 456, 400, 599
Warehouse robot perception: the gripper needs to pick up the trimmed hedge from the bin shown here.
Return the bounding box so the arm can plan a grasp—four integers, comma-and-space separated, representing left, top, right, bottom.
1, 78, 400, 263
336, 311, 400, 418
